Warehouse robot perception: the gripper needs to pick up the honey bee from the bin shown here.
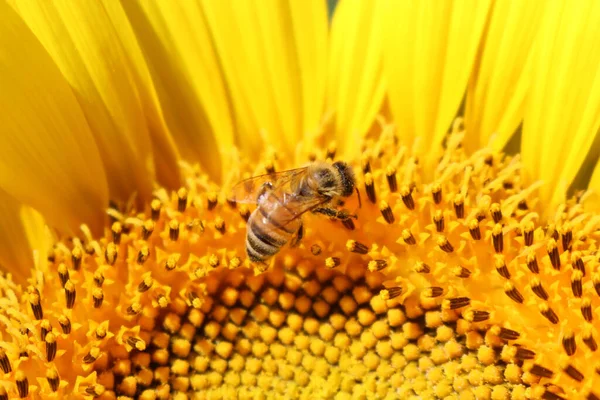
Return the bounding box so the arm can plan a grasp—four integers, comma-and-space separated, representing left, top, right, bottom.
229, 161, 359, 263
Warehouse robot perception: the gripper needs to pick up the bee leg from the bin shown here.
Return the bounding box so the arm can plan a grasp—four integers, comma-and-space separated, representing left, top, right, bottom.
290, 223, 304, 248
313, 207, 357, 220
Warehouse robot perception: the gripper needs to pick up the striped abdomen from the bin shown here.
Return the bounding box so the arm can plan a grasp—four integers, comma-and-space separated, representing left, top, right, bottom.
246, 192, 301, 262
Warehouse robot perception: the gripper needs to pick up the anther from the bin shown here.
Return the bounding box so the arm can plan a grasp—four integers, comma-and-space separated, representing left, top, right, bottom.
85, 385, 106, 397
0, 349, 11, 373
325, 257, 341, 269
95, 325, 106, 339
547, 239, 561, 270
540, 303, 559, 324
93, 271, 105, 287
311, 245, 322, 256
437, 236, 454, 253
464, 310, 490, 322
105, 243, 118, 265
530, 278, 549, 300
83, 347, 100, 364
443, 297, 470, 310
40, 320, 51, 341
572, 251, 585, 276
169, 220, 180, 241
142, 219, 154, 240
239, 206, 251, 222
229, 257, 241, 270
433, 210, 444, 232
425, 287, 444, 298
571, 270, 583, 298
594, 274, 600, 296
492, 224, 503, 253
514, 347, 535, 360
207, 193, 218, 211
151, 199, 162, 220
111, 222, 122, 244
504, 282, 524, 304
47, 369, 59, 392
46, 332, 57, 362
0, 385, 6, 400
127, 302, 142, 316
431, 182, 442, 204
364, 173, 376, 204
526, 252, 539, 274
214, 217, 226, 234
581, 297, 593, 322
468, 219, 481, 240
71, 246, 82, 270
490, 203, 502, 223
583, 328, 598, 351
400, 185, 414, 210
523, 221, 534, 246
560, 361, 584, 382
492, 326, 520, 341
347, 240, 368, 254
494, 255, 510, 279
177, 188, 188, 212
380, 287, 403, 300
58, 315, 71, 334
453, 266, 471, 278
453, 194, 464, 219
529, 363, 554, 378
57, 263, 69, 287
379, 201, 395, 224
562, 331, 576, 356
16, 371, 28, 398
29, 293, 43, 320
137, 246, 150, 265
361, 157, 371, 174
560, 223, 572, 251
127, 337, 147, 351
92, 288, 104, 308
64, 281, 76, 309
368, 260, 387, 272
165, 254, 179, 271
342, 218, 355, 230
413, 261, 430, 274
326, 142, 337, 160
402, 229, 416, 245
386, 167, 397, 192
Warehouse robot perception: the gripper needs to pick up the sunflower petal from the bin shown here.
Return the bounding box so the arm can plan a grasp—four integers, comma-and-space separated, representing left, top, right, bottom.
381, 0, 491, 164
12, 0, 173, 204
464, 1, 542, 151
328, 0, 385, 158
0, 2, 108, 234
522, 1, 600, 207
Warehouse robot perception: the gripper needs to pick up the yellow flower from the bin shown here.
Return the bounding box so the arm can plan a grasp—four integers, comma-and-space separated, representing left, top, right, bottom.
0, 1, 600, 399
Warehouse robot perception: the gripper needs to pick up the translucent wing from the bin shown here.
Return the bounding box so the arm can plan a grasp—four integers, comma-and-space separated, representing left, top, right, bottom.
228, 167, 309, 204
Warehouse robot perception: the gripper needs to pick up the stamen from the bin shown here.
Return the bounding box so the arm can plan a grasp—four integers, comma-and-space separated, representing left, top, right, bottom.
150, 199, 162, 221
424, 287, 443, 298
141, 219, 154, 240
431, 182, 442, 204
40, 320, 51, 341
494, 255, 510, 279
92, 288, 104, 308
413, 262, 430, 274
64, 281, 76, 309
530, 277, 549, 300
547, 239, 561, 270
325, 257, 341, 269
112, 221, 123, 244
177, 188, 188, 212
453, 266, 471, 278
571, 270, 583, 298
528, 363, 554, 378
562, 331, 576, 356
560, 223, 572, 251
342, 218, 355, 230
326, 142, 336, 160
367, 260, 387, 272
581, 297, 592, 322
504, 282, 524, 304
442, 297, 470, 310
310, 245, 322, 256
468, 218, 481, 240
492, 224, 503, 253
214, 217, 226, 234
46, 369, 59, 392
85, 385, 106, 397
540, 303, 559, 324
464, 310, 490, 322
361, 157, 371, 174
433, 210, 444, 232
46, 332, 57, 361
437, 236, 454, 253
239, 205, 250, 222
386, 166, 397, 192
29, 292, 43, 320
207, 193, 218, 211
402, 229, 416, 245
572, 251, 585, 276
169, 220, 180, 241
490, 203, 502, 223
523, 221, 534, 246
453, 194, 464, 219
526, 253, 539, 274
16, 371, 28, 398
0, 349, 11, 373
57, 263, 69, 287
594, 273, 600, 296
0, 385, 6, 400
105, 243, 118, 265
490, 326, 520, 341
83, 347, 100, 364
380, 287, 403, 300
400, 185, 414, 210
560, 360, 584, 382
127, 302, 142, 316
514, 347, 535, 360
583, 328, 598, 351
346, 240, 368, 254
137, 246, 150, 265
71, 246, 82, 270
58, 315, 71, 334
364, 173, 376, 204
379, 201, 394, 224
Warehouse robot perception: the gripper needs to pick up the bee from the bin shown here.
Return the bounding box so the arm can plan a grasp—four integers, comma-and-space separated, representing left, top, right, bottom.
229, 161, 359, 263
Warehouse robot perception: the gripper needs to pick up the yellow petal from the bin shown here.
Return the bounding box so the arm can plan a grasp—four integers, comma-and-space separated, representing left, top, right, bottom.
328, 0, 385, 158
522, 1, 600, 208
0, 2, 108, 234
202, 0, 328, 159
464, 1, 542, 152
122, 0, 234, 180
0, 190, 47, 284
12, 0, 173, 204
381, 0, 491, 166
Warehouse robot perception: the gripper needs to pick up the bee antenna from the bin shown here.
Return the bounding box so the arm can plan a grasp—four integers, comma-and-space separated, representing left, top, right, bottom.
355, 187, 362, 209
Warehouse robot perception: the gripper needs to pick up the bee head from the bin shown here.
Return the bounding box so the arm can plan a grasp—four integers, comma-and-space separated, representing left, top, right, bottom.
332, 161, 355, 197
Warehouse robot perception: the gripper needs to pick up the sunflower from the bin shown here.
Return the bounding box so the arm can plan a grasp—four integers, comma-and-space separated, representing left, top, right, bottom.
0, 0, 599, 399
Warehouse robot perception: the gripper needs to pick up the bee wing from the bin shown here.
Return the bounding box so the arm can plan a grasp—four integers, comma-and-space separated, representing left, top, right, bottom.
228, 167, 309, 204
